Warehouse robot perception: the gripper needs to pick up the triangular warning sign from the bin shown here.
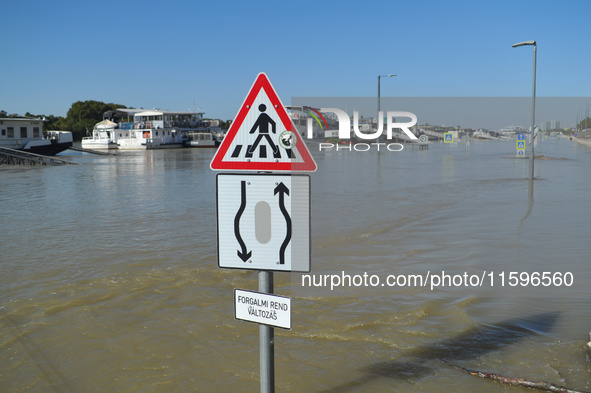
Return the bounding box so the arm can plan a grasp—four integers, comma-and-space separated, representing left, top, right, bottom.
210, 73, 317, 172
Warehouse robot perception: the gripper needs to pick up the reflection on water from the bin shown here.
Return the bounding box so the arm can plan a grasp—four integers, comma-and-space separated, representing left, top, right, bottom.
1, 141, 590, 392
519, 178, 535, 226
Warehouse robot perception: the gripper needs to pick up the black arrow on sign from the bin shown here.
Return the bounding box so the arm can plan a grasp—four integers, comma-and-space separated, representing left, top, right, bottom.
274, 182, 291, 264
235, 181, 251, 262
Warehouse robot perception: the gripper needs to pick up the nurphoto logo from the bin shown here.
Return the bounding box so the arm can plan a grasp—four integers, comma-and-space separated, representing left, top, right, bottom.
298, 107, 418, 152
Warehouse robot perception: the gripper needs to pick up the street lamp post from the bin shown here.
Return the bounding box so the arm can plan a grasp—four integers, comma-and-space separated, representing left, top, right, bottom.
512, 40, 537, 180
377, 74, 396, 125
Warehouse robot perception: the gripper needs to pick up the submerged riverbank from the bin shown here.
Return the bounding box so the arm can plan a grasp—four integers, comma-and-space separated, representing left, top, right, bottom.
1, 139, 590, 392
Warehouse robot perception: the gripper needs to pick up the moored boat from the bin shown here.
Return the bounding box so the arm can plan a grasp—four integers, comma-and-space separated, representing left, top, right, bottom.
81, 119, 119, 150
101, 108, 214, 150
184, 120, 223, 148
0, 118, 73, 156
185, 132, 218, 147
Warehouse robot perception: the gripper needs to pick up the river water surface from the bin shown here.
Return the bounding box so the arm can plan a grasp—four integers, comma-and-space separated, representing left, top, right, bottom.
1, 138, 590, 392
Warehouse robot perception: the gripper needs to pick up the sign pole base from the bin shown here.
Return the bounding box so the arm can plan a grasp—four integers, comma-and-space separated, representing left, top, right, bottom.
259, 270, 275, 393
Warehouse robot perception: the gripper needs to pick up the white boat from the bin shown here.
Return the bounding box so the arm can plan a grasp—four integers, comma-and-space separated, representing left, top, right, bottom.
185, 132, 218, 147
81, 119, 119, 150
100, 108, 212, 150
184, 120, 223, 148
0, 118, 73, 155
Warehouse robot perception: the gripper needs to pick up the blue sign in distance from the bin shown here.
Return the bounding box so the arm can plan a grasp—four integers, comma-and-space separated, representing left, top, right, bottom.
517, 133, 525, 140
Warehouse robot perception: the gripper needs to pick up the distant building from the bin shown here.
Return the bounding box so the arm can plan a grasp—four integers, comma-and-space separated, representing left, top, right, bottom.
541, 120, 560, 131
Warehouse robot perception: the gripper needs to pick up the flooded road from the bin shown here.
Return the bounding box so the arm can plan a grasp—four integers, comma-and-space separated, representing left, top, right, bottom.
1, 138, 590, 392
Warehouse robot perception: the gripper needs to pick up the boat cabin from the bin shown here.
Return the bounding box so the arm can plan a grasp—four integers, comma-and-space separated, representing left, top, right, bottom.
0, 118, 44, 148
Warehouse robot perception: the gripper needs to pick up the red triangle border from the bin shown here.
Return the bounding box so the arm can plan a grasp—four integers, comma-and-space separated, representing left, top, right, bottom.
210, 73, 317, 172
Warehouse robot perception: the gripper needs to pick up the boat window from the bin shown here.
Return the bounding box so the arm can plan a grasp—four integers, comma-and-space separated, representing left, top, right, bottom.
7, 127, 14, 138
1, 129, 5, 136
20, 127, 27, 138
33, 127, 40, 137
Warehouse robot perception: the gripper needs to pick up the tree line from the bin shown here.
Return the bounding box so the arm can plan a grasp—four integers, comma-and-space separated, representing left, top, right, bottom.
578, 117, 591, 130
2, 100, 232, 141
1, 100, 126, 141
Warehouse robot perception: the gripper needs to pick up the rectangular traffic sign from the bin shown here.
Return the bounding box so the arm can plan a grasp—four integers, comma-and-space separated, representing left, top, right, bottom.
216, 173, 311, 272
234, 289, 291, 330
516, 140, 526, 150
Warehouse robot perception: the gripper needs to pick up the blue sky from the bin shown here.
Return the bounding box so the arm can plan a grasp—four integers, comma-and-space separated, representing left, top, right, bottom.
2, 0, 590, 122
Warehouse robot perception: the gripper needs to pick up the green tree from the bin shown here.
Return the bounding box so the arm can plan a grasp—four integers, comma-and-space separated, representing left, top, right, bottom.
219, 119, 233, 129
64, 100, 126, 140
0, 110, 21, 118
578, 117, 591, 131
43, 115, 67, 132
2, 102, 128, 140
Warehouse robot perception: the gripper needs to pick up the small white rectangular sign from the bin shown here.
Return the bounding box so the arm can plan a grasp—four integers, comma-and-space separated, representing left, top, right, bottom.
234, 289, 292, 330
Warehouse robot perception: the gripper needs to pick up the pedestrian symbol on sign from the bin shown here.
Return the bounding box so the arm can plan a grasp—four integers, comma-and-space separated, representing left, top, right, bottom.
247, 104, 281, 158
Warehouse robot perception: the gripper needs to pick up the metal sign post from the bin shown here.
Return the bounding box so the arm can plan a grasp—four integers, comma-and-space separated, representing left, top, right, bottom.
212, 73, 315, 393
259, 271, 274, 393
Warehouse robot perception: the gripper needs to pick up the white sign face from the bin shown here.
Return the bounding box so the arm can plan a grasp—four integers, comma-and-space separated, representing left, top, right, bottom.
216, 173, 310, 272
210, 72, 317, 172
234, 289, 291, 330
